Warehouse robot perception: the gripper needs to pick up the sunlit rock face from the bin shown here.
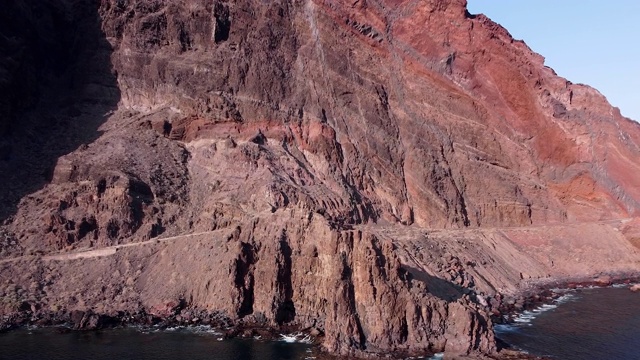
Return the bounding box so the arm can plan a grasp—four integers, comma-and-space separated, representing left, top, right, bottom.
1, 0, 640, 358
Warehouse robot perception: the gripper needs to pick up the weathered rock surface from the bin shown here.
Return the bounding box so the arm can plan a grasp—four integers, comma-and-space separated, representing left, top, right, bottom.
2, 0, 640, 358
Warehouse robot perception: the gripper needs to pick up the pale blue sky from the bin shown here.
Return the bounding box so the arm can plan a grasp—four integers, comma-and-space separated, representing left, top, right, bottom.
467, 1, 640, 121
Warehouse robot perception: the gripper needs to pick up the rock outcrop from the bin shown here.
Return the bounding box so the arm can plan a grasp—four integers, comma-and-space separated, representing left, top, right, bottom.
2, 0, 640, 358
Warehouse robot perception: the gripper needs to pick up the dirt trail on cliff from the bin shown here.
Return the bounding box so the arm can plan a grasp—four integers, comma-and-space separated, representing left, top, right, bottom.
0, 230, 226, 264
363, 217, 640, 295
43, 230, 227, 262
1, 217, 632, 265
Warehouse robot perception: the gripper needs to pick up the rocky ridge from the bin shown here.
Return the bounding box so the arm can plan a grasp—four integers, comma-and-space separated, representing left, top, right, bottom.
1, 0, 640, 358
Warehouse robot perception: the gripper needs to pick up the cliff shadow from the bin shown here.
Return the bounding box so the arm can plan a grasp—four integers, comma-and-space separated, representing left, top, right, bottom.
402, 265, 465, 302
0, 1, 119, 223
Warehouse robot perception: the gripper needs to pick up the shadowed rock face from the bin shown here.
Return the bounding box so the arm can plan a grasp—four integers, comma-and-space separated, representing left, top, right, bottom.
0, 0, 120, 222
2, 0, 640, 358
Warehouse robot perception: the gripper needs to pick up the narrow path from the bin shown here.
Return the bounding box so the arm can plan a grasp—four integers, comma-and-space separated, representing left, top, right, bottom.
0, 218, 635, 265
0, 230, 224, 264
357, 217, 635, 241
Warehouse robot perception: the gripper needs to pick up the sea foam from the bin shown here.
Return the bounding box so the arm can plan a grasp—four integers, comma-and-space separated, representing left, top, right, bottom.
495, 293, 576, 333
279, 333, 313, 344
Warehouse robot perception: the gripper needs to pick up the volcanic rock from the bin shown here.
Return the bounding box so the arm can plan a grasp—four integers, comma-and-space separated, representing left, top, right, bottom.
1, 0, 640, 358
593, 275, 612, 286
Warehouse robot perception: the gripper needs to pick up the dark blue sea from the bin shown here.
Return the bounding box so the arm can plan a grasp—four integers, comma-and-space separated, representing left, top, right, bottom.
0, 326, 314, 360
1, 287, 638, 360
496, 286, 640, 360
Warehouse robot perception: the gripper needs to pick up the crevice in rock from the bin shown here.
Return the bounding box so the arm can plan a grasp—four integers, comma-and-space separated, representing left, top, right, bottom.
275, 231, 295, 324
77, 216, 97, 240
234, 241, 257, 317
105, 218, 120, 241
162, 120, 172, 137
96, 178, 107, 197
371, 237, 388, 281
339, 242, 367, 350
213, 3, 231, 44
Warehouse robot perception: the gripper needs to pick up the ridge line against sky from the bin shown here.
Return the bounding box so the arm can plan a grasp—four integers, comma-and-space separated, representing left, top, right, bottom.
467, 0, 640, 122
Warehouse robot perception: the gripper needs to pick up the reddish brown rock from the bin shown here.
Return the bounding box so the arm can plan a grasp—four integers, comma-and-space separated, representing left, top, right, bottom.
593, 275, 612, 287
1, 0, 640, 358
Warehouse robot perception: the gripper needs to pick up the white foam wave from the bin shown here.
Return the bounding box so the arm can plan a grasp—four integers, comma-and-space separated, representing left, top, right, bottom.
279, 333, 313, 344
427, 353, 444, 360
133, 324, 221, 336
498, 292, 577, 332
511, 309, 540, 325
494, 324, 517, 333
189, 325, 222, 335
554, 293, 576, 304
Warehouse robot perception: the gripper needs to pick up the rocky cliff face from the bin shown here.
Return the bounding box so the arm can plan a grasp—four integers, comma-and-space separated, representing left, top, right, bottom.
2, 0, 640, 358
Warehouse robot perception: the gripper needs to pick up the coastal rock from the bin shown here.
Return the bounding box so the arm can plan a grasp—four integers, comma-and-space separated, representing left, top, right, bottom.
594, 275, 612, 286
69, 310, 109, 330
1, 0, 640, 358
630, 284, 640, 292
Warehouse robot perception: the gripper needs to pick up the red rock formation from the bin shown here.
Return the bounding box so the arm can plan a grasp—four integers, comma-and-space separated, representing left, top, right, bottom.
2, 0, 640, 358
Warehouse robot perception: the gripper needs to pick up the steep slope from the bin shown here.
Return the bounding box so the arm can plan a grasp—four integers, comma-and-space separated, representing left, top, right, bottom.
1, 0, 640, 358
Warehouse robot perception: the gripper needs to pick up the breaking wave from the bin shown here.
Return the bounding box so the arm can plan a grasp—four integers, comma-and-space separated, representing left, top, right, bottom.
495, 293, 576, 333
279, 332, 313, 344
133, 324, 222, 336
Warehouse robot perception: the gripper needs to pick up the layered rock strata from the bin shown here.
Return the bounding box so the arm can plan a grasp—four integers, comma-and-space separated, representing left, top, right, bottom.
1, 0, 640, 358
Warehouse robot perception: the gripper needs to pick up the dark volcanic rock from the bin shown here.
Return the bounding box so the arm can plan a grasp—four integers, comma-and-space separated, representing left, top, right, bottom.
0, 0, 120, 223
2, 0, 640, 358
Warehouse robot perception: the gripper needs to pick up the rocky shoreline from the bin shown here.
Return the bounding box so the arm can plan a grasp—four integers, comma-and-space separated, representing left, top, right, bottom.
490, 273, 640, 359
2, 273, 637, 360
493, 272, 640, 325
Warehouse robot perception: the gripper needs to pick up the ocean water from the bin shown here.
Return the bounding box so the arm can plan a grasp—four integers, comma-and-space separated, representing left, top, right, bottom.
1, 287, 638, 360
495, 286, 640, 360
0, 326, 313, 360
